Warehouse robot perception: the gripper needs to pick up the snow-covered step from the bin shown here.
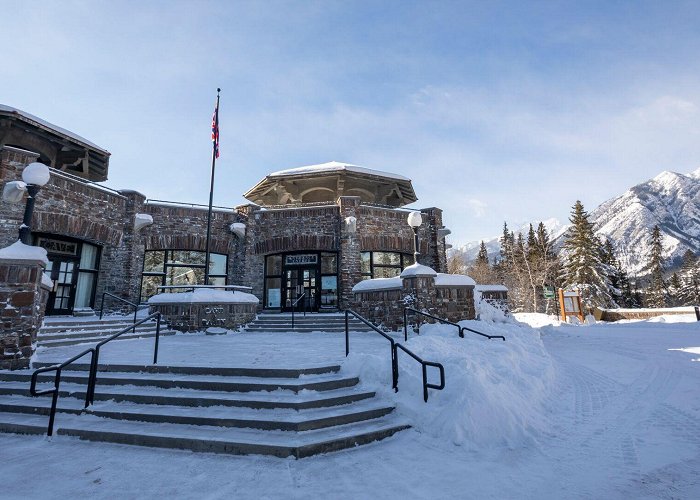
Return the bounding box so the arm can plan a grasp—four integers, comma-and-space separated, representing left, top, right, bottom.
0, 361, 409, 457
0, 370, 360, 393
0, 381, 377, 410
0, 395, 394, 431
36, 330, 177, 348
54, 412, 410, 458
37, 317, 178, 349
31, 362, 340, 378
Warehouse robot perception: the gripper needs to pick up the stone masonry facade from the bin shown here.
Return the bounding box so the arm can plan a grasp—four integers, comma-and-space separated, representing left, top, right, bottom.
0, 258, 50, 369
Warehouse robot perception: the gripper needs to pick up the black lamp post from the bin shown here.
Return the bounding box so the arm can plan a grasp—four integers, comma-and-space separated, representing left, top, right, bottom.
18, 162, 51, 245
407, 211, 422, 262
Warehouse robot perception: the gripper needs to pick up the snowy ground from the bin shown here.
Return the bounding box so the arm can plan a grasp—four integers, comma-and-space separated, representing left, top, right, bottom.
2, 313, 700, 499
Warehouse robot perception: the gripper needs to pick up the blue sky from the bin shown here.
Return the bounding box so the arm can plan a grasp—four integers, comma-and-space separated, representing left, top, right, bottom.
3, 0, 700, 247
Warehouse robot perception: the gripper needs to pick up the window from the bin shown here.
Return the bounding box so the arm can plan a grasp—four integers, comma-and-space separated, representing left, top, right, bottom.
140, 250, 228, 302
360, 251, 414, 280
74, 242, 100, 308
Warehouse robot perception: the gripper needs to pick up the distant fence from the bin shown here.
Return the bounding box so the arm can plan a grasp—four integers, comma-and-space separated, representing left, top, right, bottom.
598, 306, 699, 322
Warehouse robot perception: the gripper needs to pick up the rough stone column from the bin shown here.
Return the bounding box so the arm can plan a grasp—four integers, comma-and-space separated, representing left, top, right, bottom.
235, 204, 262, 305
0, 258, 50, 369
102, 189, 146, 311
420, 207, 447, 273
338, 196, 362, 309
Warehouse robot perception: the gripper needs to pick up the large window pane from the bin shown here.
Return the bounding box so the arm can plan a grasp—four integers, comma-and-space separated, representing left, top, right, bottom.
361, 252, 371, 274
79, 243, 99, 270
266, 254, 282, 276
403, 254, 415, 267
166, 265, 204, 286
141, 275, 163, 300
169, 250, 205, 265
374, 252, 400, 266
209, 253, 227, 275
321, 253, 337, 274
266, 277, 281, 307
74, 272, 95, 308
374, 267, 401, 279
143, 251, 165, 272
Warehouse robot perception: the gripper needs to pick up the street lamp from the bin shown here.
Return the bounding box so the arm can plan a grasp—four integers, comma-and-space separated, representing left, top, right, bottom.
18, 162, 51, 244
407, 211, 422, 261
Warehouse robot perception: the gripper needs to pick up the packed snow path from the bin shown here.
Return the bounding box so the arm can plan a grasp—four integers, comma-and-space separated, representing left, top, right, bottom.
1, 315, 698, 499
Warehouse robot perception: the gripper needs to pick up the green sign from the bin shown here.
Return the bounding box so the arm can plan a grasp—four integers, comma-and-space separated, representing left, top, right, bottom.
543, 286, 556, 299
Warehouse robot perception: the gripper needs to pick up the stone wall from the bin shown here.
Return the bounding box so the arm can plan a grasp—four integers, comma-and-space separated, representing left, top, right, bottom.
149, 302, 257, 332
352, 276, 475, 331
0, 258, 50, 369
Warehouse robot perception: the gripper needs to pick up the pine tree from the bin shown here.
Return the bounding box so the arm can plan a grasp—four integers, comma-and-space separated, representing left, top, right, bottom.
646, 225, 667, 308
668, 272, 682, 307
561, 201, 613, 309
466, 241, 495, 284
679, 250, 700, 305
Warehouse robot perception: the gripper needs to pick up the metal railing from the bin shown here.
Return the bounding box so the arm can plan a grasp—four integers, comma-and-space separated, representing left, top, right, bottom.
403, 307, 505, 341
291, 292, 307, 329
29, 312, 163, 436
344, 309, 445, 402
99, 292, 139, 332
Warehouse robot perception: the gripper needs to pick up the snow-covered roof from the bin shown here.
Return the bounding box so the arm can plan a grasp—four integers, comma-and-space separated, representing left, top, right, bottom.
148, 289, 259, 305
244, 161, 418, 208
269, 161, 410, 182
475, 284, 508, 292
0, 240, 49, 264
0, 104, 109, 154
352, 277, 403, 293
435, 273, 476, 287
400, 263, 437, 278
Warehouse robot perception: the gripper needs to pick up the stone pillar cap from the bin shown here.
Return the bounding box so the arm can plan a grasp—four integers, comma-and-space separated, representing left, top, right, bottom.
400, 263, 437, 278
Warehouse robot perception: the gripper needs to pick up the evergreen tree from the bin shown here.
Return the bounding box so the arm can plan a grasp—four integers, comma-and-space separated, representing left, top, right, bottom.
646, 225, 667, 308
561, 200, 613, 309
668, 272, 682, 307
679, 250, 700, 305
466, 241, 495, 284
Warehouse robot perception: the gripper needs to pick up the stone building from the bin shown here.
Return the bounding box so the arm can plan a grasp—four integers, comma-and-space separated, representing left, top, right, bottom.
0, 105, 450, 317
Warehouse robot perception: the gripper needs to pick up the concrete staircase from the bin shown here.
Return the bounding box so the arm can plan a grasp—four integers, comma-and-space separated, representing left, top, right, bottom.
0, 363, 409, 458
245, 312, 376, 333
38, 316, 178, 348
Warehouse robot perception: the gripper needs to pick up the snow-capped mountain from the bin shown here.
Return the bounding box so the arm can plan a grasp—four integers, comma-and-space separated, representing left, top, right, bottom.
453, 168, 700, 275
590, 168, 700, 275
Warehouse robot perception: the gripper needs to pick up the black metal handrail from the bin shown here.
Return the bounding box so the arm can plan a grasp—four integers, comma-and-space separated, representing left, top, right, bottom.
394, 343, 446, 402
291, 292, 307, 329
99, 292, 139, 332
344, 309, 445, 402
404, 307, 505, 341
30, 312, 163, 436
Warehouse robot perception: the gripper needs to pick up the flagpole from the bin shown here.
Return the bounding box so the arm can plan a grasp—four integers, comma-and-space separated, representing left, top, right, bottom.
204, 88, 220, 285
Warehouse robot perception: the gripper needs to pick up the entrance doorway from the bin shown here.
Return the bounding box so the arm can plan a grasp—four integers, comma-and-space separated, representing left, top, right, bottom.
45, 257, 78, 315
36, 235, 101, 316
283, 267, 318, 312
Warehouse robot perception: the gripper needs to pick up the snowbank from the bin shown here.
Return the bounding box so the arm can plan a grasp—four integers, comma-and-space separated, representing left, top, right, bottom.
343, 319, 556, 451
148, 288, 259, 304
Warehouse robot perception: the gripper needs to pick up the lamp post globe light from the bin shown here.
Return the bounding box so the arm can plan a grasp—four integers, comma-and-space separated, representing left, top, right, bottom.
19, 162, 51, 245
407, 211, 422, 261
